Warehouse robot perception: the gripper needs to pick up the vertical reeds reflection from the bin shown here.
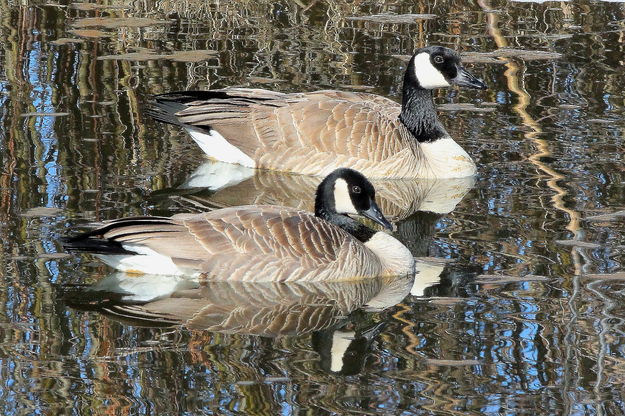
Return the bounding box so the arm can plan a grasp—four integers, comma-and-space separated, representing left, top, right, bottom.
0, 0, 625, 414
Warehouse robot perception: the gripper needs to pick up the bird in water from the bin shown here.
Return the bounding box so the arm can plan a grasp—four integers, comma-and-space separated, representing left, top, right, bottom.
148, 46, 487, 179
63, 168, 415, 282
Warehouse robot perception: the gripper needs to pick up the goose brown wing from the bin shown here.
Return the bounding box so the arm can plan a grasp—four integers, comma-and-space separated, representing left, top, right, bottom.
104, 206, 381, 281
166, 88, 415, 172
177, 206, 381, 281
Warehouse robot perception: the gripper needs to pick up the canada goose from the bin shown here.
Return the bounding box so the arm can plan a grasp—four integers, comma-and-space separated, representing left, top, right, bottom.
60, 272, 414, 336
148, 46, 487, 179
63, 168, 415, 281
165, 159, 475, 221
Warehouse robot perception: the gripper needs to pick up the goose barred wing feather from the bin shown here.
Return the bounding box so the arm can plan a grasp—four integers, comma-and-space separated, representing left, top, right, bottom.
156, 88, 423, 177
101, 206, 384, 282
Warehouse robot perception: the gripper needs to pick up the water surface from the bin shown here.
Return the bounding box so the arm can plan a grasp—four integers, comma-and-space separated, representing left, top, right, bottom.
1, 0, 625, 414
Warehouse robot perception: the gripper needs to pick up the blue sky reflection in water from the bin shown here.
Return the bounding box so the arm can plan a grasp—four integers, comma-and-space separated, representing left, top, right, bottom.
1, 0, 625, 415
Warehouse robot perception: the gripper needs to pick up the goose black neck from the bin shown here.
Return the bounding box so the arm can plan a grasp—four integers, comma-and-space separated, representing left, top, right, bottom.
399, 66, 447, 143
315, 192, 376, 243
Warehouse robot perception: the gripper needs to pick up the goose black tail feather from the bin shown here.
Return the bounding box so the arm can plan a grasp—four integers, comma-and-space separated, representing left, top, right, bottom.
155, 90, 234, 103
147, 90, 274, 127
61, 235, 136, 255
62, 217, 175, 255
146, 97, 189, 127
147, 91, 233, 127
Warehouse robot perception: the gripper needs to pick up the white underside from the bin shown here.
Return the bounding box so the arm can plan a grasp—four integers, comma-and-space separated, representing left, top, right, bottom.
419, 137, 477, 178
364, 232, 415, 276
330, 330, 355, 372
96, 245, 200, 277
180, 160, 255, 190
364, 274, 413, 312
187, 128, 256, 168
417, 176, 475, 214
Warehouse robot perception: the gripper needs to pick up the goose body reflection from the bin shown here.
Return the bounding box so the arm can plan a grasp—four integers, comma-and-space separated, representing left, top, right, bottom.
170, 159, 475, 221
62, 272, 420, 375
64, 168, 415, 281
149, 46, 486, 179
62, 272, 415, 336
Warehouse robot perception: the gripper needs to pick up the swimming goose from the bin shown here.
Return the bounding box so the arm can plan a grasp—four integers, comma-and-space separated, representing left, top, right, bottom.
63, 168, 415, 281
148, 46, 487, 179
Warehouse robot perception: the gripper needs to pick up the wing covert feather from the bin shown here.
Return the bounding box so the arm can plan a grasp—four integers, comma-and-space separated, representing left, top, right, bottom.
170, 89, 419, 176
133, 206, 384, 281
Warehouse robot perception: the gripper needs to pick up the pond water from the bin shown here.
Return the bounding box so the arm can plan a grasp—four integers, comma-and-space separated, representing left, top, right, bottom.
1, 0, 625, 414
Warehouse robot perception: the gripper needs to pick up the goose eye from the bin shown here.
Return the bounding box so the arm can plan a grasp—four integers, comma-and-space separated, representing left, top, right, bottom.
433, 55, 444, 64
351, 186, 361, 194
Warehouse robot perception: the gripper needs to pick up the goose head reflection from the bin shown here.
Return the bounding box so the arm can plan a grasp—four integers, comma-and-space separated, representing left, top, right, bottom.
312, 320, 387, 375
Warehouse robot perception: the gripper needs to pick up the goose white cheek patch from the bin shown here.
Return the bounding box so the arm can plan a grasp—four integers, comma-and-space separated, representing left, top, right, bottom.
413, 52, 451, 89
333, 178, 358, 214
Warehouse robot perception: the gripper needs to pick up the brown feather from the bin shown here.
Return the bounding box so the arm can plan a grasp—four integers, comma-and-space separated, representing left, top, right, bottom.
169, 88, 425, 178
90, 206, 384, 282
183, 167, 474, 221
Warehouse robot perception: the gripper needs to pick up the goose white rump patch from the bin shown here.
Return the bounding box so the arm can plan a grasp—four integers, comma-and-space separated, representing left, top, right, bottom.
93, 272, 199, 302
413, 52, 451, 89
187, 128, 256, 168
95, 245, 199, 276
180, 160, 255, 190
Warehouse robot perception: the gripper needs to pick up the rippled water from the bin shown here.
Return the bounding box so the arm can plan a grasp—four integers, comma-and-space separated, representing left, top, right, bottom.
2, 0, 625, 414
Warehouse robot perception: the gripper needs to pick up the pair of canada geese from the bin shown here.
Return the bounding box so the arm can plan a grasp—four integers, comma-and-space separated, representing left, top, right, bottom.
64, 46, 487, 282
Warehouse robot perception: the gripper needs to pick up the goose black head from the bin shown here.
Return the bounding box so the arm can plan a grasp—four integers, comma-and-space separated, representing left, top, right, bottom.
315, 168, 393, 231
407, 46, 487, 90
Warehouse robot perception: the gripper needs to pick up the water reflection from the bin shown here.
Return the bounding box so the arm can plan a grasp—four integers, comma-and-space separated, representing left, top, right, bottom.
157, 160, 475, 221
2, 0, 625, 414
61, 272, 424, 377
60, 272, 416, 334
